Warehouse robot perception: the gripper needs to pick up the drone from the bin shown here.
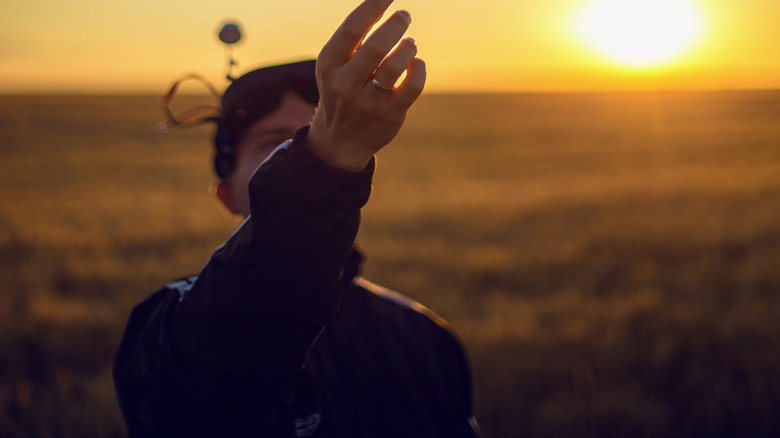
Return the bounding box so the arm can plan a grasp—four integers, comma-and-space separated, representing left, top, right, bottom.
158, 21, 244, 132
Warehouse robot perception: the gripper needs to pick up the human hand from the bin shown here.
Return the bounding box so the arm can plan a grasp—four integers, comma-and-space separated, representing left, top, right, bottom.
307, 0, 426, 171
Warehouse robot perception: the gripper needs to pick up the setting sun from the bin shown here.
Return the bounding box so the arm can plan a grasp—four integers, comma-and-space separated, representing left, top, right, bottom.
573, 0, 704, 68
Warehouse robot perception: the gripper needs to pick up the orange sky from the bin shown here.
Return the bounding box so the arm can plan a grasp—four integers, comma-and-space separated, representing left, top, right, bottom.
2, 0, 779, 93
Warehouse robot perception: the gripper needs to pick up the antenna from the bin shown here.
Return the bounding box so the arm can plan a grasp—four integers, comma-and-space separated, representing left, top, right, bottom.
218, 22, 242, 81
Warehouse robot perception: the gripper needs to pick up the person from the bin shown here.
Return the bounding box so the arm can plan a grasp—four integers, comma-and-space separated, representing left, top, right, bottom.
113, 1, 479, 436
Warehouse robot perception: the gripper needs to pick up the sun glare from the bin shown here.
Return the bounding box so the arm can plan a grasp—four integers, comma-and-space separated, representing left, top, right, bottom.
573, 0, 704, 68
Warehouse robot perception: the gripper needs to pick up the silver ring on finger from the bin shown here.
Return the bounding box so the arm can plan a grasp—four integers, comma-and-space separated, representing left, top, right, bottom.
371, 77, 392, 93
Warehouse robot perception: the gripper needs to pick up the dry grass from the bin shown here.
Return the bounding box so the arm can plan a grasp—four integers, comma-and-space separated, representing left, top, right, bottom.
1, 91, 779, 437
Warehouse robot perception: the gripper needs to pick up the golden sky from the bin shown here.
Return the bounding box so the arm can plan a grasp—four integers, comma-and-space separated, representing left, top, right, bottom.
2, 0, 779, 93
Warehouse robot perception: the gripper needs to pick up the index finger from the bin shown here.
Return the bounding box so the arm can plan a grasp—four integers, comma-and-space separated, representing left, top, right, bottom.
318, 0, 395, 70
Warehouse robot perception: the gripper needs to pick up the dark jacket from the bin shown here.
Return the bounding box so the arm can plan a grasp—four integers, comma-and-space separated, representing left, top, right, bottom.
113, 128, 479, 437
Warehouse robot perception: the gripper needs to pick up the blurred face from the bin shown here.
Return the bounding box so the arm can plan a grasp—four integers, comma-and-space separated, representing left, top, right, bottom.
217, 92, 316, 217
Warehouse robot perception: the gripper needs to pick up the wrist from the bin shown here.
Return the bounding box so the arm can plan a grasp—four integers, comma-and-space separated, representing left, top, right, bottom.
305, 125, 373, 172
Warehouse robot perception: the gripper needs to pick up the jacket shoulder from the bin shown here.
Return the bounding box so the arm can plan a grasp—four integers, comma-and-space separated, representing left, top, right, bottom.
352, 277, 454, 332
348, 277, 468, 358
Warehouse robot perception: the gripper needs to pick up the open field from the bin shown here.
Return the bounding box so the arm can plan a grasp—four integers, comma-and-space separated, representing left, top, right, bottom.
1, 91, 779, 437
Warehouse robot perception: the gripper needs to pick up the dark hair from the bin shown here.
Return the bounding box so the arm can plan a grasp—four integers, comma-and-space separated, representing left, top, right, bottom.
213, 60, 318, 178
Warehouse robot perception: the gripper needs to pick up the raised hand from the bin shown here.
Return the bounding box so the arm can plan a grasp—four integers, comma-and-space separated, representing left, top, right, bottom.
307, 0, 426, 171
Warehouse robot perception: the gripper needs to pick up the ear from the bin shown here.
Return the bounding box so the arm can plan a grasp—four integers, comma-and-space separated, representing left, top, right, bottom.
215, 177, 241, 215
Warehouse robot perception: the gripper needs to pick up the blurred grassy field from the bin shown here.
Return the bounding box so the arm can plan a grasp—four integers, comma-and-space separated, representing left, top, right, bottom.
1, 91, 779, 437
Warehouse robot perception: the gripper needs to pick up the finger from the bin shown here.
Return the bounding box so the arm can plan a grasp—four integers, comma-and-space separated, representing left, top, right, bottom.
318, 0, 395, 71
371, 37, 417, 90
349, 10, 411, 76
392, 57, 426, 107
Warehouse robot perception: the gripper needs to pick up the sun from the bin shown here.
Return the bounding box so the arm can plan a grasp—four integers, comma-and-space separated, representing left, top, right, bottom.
573, 0, 704, 67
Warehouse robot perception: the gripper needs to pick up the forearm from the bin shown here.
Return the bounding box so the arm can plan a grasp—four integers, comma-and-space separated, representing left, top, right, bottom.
171, 127, 374, 395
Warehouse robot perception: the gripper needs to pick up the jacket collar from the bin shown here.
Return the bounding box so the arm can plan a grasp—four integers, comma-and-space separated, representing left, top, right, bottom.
343, 244, 365, 281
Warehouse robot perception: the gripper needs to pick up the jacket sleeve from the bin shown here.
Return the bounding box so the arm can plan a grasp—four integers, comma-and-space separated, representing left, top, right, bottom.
114, 126, 375, 436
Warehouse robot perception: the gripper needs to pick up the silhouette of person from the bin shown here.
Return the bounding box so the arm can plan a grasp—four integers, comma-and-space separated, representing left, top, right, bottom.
114, 1, 479, 436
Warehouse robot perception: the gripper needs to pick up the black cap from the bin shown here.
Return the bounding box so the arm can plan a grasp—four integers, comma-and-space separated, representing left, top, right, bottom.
213, 60, 318, 178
